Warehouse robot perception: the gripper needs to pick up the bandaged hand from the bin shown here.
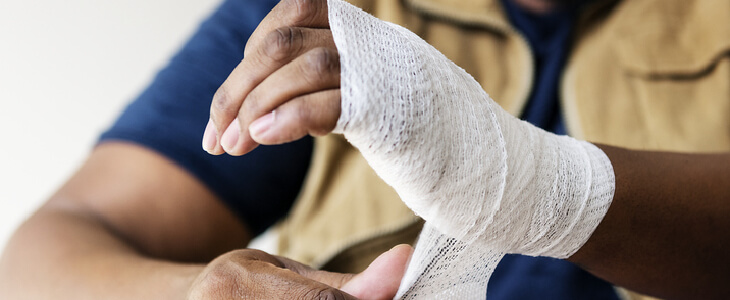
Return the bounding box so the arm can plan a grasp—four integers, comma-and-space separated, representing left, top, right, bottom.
325, 1, 616, 298
327, 0, 614, 255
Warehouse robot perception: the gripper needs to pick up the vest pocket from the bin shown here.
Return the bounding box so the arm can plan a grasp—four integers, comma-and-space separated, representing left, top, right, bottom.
579, 0, 730, 152
617, 51, 730, 152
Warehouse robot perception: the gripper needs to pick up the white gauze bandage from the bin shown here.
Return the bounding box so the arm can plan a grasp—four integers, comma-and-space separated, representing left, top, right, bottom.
327, 1, 615, 298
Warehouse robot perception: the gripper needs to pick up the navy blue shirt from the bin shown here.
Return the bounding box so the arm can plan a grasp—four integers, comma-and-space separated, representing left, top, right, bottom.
502, 0, 573, 134
100, 0, 616, 298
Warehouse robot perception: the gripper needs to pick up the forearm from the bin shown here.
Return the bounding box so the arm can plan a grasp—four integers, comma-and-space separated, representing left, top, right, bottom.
0, 206, 203, 300
569, 145, 730, 299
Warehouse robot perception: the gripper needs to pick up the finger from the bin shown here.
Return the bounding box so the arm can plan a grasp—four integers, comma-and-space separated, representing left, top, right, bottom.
341, 244, 414, 300
280, 244, 413, 300
245, 0, 330, 57
262, 267, 360, 300
236, 250, 359, 300
202, 118, 224, 155
189, 249, 359, 300
276, 255, 356, 292
205, 0, 331, 155
249, 89, 341, 145
205, 27, 335, 155
220, 47, 340, 155
235, 259, 358, 300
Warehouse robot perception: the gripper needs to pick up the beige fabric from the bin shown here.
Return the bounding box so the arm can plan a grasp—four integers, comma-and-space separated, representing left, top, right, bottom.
276, 0, 730, 299
564, 0, 730, 151
277, 134, 421, 270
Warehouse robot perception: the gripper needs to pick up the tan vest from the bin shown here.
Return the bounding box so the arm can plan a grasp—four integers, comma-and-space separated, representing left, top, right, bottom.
277, 0, 730, 298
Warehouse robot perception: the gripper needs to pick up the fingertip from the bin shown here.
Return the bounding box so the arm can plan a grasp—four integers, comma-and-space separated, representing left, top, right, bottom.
341, 244, 413, 300
202, 119, 217, 153
369, 244, 413, 280
202, 119, 227, 155
220, 119, 240, 153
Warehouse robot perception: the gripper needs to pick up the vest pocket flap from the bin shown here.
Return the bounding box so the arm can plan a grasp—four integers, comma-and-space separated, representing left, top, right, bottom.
614, 0, 730, 78
404, 0, 510, 32
617, 37, 730, 79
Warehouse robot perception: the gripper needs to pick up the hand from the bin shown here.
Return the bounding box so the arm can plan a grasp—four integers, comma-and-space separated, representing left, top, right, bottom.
187, 245, 412, 300
202, 0, 340, 156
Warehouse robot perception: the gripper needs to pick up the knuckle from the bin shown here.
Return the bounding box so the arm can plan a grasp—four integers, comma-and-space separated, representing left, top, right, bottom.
262, 27, 303, 62
242, 92, 263, 120
232, 248, 282, 266
303, 48, 339, 77
195, 265, 241, 298
284, 0, 320, 24
211, 86, 239, 119
234, 248, 264, 257
300, 287, 346, 300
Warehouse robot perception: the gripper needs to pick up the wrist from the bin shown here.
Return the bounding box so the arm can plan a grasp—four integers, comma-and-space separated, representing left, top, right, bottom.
475, 109, 616, 257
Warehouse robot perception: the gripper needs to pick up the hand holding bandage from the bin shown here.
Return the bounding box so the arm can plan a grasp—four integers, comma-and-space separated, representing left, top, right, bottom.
202, 0, 341, 156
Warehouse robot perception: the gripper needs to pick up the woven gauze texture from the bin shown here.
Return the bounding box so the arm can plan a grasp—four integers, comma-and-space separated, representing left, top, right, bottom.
327, 0, 615, 298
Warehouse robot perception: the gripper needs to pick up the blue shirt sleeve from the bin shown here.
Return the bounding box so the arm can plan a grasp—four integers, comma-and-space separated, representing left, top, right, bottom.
99, 0, 313, 236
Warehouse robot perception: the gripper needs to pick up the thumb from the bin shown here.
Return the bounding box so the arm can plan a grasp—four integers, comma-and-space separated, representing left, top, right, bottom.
341, 244, 414, 300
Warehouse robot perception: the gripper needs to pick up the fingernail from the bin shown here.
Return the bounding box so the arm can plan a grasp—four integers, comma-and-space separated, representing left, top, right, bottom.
202, 119, 217, 153
249, 112, 275, 141
221, 119, 240, 152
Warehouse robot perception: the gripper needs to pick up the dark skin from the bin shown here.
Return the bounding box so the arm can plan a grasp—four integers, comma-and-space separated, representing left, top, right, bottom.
0, 141, 412, 299
512, 0, 565, 13
571, 147, 730, 299
204, 0, 730, 299
0, 0, 727, 299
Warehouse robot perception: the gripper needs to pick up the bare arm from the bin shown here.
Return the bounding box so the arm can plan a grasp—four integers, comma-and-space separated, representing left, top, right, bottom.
0, 142, 405, 299
569, 146, 730, 299
0, 142, 248, 299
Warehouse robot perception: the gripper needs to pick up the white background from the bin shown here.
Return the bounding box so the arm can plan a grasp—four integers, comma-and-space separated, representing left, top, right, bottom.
0, 0, 223, 253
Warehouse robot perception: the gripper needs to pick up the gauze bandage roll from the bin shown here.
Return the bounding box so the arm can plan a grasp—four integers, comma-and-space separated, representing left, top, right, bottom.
327, 0, 615, 298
